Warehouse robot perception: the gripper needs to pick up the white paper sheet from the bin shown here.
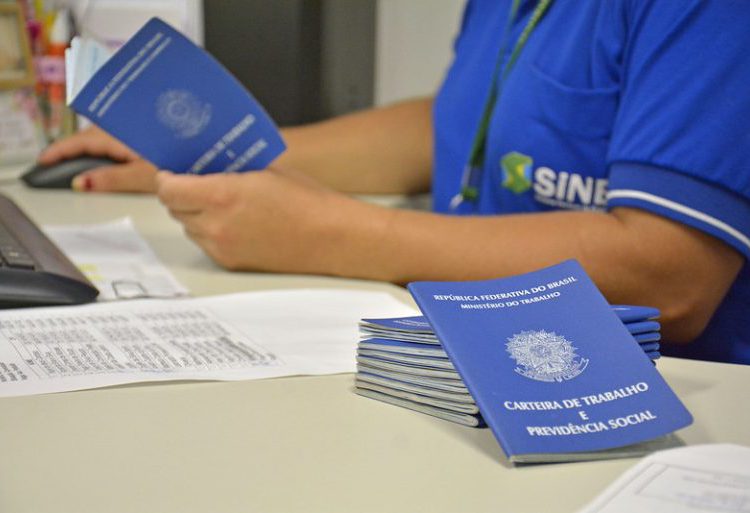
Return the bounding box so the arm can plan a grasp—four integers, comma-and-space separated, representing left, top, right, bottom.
579, 444, 750, 513
65, 36, 114, 104
44, 218, 190, 300
0, 289, 417, 397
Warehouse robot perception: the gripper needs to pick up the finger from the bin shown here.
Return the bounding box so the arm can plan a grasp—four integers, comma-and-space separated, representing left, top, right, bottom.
156, 172, 229, 211
71, 160, 159, 193
167, 206, 202, 221
161, 196, 206, 233
182, 227, 231, 269
184, 224, 209, 243
38, 127, 137, 164
38, 131, 97, 164
182, 224, 220, 257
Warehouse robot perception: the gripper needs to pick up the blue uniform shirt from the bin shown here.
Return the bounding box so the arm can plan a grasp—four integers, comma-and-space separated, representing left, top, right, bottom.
433, 0, 750, 364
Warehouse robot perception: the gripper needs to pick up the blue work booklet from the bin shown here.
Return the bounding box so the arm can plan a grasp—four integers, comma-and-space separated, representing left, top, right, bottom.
407, 260, 692, 463
70, 18, 285, 174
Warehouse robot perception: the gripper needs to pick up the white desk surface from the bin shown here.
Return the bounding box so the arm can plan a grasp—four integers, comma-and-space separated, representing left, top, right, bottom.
0, 180, 748, 513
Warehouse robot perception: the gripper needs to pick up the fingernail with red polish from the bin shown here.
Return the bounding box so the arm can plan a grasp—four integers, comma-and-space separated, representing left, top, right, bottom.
72, 175, 93, 192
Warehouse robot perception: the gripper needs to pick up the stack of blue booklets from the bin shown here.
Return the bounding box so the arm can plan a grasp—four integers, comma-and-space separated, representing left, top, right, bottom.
356, 307, 661, 427
356, 260, 692, 462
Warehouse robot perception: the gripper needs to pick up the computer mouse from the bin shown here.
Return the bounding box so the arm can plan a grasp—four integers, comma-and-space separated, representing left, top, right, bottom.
21, 156, 120, 189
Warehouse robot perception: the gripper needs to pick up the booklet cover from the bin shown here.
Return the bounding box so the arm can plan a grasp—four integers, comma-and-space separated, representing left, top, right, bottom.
360, 305, 659, 337
356, 355, 462, 380
357, 349, 456, 370
359, 339, 449, 358
357, 364, 469, 393
407, 260, 692, 463
357, 372, 474, 403
355, 388, 484, 427
70, 18, 285, 174
355, 378, 480, 414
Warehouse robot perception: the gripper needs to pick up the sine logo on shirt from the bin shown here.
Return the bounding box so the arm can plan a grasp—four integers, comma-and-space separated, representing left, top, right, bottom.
499, 151, 608, 210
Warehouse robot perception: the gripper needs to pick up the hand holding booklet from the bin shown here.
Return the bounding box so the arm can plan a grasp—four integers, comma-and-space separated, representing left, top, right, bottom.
362, 260, 692, 463
68, 18, 285, 174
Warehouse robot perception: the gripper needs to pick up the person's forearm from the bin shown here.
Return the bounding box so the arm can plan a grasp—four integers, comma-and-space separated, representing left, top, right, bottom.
322, 200, 743, 343
276, 98, 434, 194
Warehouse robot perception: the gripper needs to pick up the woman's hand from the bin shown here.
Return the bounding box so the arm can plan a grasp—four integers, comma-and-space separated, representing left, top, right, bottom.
156, 167, 384, 274
38, 126, 158, 193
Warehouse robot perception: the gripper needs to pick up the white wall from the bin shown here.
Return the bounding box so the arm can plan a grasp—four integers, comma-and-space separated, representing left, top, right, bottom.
374, 0, 465, 106
66, 0, 203, 47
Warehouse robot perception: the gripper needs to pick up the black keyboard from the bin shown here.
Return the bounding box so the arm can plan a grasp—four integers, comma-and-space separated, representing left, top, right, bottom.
0, 193, 99, 308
